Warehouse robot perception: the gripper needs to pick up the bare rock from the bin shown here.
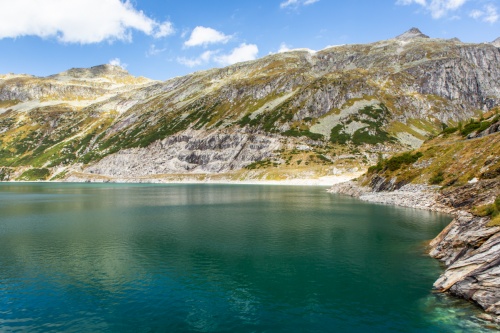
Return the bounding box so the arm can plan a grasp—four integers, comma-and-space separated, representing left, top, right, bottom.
395, 27, 430, 40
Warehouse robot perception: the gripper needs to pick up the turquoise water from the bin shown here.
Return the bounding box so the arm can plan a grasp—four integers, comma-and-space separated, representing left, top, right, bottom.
0, 183, 496, 332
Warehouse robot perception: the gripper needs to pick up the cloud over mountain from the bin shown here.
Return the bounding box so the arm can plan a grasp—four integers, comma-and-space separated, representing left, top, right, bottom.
0, 0, 174, 43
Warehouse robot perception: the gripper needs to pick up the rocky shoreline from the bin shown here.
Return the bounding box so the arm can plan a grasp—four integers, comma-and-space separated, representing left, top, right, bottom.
328, 179, 500, 324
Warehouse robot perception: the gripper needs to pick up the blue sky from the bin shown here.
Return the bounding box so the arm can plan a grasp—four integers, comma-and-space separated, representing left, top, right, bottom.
0, 0, 498, 80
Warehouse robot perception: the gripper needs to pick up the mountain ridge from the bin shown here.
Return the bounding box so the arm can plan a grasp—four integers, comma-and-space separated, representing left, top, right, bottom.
0, 28, 499, 183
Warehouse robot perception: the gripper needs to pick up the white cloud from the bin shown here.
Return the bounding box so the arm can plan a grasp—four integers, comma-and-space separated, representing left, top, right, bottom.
0, 0, 174, 44
469, 9, 483, 18
215, 43, 259, 66
153, 22, 175, 38
184, 26, 232, 47
109, 58, 127, 69
468, 4, 499, 22
146, 44, 166, 57
177, 51, 217, 67
484, 4, 499, 23
280, 0, 320, 9
278, 43, 292, 53
396, 0, 468, 18
178, 43, 259, 67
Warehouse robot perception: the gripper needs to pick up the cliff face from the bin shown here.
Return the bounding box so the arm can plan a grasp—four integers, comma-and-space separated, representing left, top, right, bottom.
85, 128, 281, 176
1, 29, 500, 181
430, 179, 500, 322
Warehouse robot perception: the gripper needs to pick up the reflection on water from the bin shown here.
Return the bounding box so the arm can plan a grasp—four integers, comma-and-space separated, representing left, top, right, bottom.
0, 183, 496, 332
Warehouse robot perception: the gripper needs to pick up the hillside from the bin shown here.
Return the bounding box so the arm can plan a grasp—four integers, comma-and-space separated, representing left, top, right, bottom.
0, 28, 499, 182
329, 113, 500, 323
361, 110, 500, 191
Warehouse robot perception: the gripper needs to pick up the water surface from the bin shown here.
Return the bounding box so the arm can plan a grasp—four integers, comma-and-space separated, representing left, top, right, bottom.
0, 183, 494, 332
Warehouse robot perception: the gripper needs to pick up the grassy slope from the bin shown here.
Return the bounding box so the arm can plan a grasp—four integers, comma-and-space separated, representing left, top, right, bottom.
363, 115, 500, 188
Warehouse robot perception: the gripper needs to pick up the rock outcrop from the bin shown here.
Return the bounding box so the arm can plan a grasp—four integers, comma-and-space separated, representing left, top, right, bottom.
85, 129, 281, 176
429, 179, 500, 322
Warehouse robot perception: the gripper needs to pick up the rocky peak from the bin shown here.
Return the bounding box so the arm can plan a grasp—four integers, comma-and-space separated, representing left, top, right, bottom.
492, 37, 500, 47
50, 64, 130, 79
395, 27, 430, 41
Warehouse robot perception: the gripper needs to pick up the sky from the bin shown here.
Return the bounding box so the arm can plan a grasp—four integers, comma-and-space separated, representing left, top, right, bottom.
0, 0, 498, 81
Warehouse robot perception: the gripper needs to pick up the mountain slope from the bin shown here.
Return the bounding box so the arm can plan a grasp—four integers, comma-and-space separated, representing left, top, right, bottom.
333, 114, 500, 322
0, 29, 499, 182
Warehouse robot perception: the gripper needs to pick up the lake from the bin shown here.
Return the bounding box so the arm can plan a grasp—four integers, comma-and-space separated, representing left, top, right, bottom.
0, 183, 495, 332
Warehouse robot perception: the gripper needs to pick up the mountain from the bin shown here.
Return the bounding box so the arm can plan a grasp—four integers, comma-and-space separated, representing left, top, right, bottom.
395, 27, 429, 40
492, 37, 500, 48
1, 28, 500, 182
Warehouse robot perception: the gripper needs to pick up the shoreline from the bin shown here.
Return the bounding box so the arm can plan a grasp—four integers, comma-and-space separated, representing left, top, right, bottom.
0, 176, 356, 187
57, 172, 365, 187
328, 179, 500, 324
327, 181, 454, 213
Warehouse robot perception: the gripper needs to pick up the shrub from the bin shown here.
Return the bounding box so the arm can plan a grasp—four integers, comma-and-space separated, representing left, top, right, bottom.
460, 121, 480, 136
386, 152, 423, 171
352, 128, 393, 145
442, 127, 458, 135
368, 162, 383, 173
330, 125, 350, 144
245, 159, 274, 170
475, 196, 500, 227
18, 168, 50, 181
283, 129, 324, 141
429, 171, 444, 185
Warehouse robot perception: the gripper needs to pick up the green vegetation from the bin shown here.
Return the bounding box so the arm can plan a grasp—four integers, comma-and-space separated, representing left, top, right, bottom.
457, 115, 498, 137
0, 99, 21, 108
50, 170, 69, 181
442, 126, 458, 135
315, 154, 332, 164
352, 127, 393, 145
330, 104, 395, 145
429, 171, 445, 185
330, 125, 350, 144
368, 151, 423, 173
460, 120, 490, 136
0, 168, 12, 181
18, 168, 50, 181
244, 159, 278, 170
474, 196, 500, 227
238, 105, 294, 132
283, 129, 324, 141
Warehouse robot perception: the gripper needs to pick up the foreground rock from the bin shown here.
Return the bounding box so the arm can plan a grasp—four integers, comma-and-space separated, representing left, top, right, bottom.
329, 178, 500, 323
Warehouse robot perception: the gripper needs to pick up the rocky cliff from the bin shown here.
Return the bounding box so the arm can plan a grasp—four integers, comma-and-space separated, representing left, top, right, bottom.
430, 179, 500, 323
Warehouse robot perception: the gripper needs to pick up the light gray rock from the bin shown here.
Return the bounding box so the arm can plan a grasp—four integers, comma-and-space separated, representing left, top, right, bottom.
85, 129, 281, 176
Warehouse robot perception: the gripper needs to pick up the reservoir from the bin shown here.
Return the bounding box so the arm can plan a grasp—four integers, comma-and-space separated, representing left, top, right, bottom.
0, 183, 494, 332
